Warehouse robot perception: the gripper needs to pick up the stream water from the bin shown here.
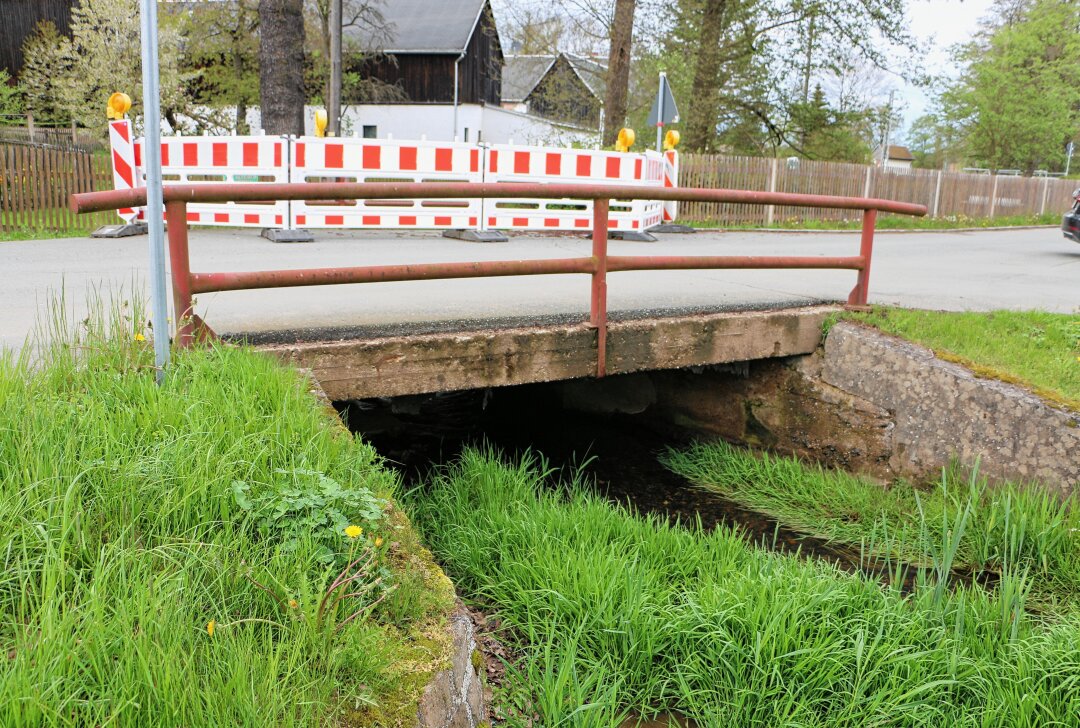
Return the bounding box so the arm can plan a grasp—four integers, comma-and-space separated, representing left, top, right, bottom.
336, 382, 952, 587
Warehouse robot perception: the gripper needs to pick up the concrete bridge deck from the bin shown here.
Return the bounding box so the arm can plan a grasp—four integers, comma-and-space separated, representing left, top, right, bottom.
259, 306, 834, 400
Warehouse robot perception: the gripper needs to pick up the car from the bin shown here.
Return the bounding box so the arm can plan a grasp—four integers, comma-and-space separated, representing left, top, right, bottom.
1063, 188, 1080, 242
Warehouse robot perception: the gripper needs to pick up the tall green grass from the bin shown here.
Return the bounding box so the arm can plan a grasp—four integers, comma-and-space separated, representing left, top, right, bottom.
662, 441, 1080, 610
410, 447, 1080, 727
0, 301, 453, 726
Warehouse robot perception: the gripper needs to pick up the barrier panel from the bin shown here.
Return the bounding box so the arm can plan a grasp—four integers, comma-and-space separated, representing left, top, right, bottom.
482, 145, 664, 232
289, 137, 483, 229
134, 135, 289, 227
112, 132, 677, 233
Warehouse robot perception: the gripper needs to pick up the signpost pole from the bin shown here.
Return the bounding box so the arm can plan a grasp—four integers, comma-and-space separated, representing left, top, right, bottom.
1066, 141, 1074, 177
140, 0, 170, 382
655, 72, 666, 153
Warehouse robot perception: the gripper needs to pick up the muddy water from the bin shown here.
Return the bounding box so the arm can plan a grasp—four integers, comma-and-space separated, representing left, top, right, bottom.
336, 383, 942, 588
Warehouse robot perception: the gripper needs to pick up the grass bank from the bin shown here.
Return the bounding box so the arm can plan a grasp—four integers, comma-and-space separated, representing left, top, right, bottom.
410, 447, 1080, 726
0, 304, 454, 726
686, 211, 1062, 230
833, 307, 1080, 410
663, 441, 1080, 611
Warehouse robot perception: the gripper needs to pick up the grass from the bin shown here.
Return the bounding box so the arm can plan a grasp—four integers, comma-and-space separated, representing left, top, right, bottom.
831, 307, 1080, 410
686, 211, 1063, 230
0, 300, 455, 727
410, 446, 1080, 727
662, 441, 1080, 611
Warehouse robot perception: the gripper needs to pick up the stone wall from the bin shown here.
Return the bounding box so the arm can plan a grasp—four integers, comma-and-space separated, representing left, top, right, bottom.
559, 322, 1080, 494
416, 607, 487, 728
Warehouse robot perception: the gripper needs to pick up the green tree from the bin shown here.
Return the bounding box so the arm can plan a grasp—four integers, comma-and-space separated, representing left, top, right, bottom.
20, 0, 195, 133
786, 83, 869, 162
0, 70, 25, 118
939, 0, 1080, 173
179, 1, 260, 134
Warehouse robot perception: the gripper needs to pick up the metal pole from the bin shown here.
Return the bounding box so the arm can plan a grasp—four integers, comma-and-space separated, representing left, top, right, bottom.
590, 198, 610, 378
848, 208, 876, 307
165, 200, 194, 348
139, 0, 170, 382
655, 72, 665, 153
328, 0, 342, 136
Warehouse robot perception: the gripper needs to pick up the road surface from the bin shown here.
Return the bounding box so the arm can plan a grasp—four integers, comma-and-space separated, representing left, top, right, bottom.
1, 226, 1077, 350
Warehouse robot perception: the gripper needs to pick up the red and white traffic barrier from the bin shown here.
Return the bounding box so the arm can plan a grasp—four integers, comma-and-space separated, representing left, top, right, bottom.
108, 120, 139, 223
289, 137, 483, 229
133, 135, 290, 227
113, 133, 679, 234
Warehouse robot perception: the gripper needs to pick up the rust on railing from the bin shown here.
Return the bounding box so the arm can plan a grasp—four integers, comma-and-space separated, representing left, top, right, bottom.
71, 181, 926, 377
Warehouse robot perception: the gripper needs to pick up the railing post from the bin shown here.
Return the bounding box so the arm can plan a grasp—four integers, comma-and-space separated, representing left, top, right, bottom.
590, 198, 610, 377
165, 199, 195, 348
847, 207, 876, 308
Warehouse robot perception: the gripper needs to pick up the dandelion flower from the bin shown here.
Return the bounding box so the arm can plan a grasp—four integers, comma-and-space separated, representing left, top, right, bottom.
134, 333, 146, 342
344, 525, 363, 539
374, 536, 384, 548
207, 620, 216, 637
288, 599, 298, 609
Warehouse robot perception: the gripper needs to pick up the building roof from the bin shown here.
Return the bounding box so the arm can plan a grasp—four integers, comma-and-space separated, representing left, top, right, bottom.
502, 52, 607, 103
346, 0, 492, 54
884, 144, 914, 161
501, 55, 557, 102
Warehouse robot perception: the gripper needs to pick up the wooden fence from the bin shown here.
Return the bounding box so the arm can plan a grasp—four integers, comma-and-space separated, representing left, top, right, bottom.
678, 153, 1077, 226
0, 142, 118, 236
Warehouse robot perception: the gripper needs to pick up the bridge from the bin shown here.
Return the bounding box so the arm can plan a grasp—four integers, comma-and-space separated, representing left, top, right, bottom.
71, 182, 925, 399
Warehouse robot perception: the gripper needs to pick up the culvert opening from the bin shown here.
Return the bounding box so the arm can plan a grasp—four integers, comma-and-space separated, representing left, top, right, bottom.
332, 376, 984, 592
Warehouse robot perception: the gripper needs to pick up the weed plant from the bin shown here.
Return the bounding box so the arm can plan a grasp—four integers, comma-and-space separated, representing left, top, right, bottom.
0, 300, 453, 726
663, 441, 1080, 611
410, 447, 1080, 727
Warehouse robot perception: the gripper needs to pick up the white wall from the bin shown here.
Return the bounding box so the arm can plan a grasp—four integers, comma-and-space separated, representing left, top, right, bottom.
170, 104, 600, 148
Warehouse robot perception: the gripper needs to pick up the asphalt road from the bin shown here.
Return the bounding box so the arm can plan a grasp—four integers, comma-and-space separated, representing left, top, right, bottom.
2, 226, 1077, 351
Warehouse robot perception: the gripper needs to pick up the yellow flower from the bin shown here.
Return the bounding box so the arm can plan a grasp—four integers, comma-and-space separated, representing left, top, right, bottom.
374, 536, 384, 548
288, 599, 298, 609
206, 620, 215, 637
344, 525, 363, 539
134, 333, 146, 342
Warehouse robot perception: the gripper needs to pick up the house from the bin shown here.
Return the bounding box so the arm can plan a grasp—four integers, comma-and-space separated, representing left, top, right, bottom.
502, 53, 605, 129
0, 0, 75, 78
337, 0, 596, 146
876, 144, 915, 170
347, 0, 503, 107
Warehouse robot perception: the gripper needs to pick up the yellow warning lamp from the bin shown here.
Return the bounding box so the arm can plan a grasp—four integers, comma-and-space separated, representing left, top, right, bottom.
615, 127, 636, 152
107, 92, 132, 120
314, 109, 328, 138
663, 129, 680, 151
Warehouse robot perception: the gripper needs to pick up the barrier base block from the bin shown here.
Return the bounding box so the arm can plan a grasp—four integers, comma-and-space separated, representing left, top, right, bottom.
609, 230, 658, 242
650, 223, 697, 234
442, 229, 509, 243
91, 222, 148, 238
262, 228, 315, 243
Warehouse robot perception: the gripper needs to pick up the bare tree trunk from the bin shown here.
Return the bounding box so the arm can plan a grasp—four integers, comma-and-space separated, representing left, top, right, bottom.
259, 0, 306, 135
602, 0, 635, 147
684, 0, 728, 152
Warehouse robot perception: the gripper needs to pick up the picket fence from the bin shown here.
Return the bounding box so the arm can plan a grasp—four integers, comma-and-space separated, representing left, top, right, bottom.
678, 154, 1076, 225
0, 142, 116, 235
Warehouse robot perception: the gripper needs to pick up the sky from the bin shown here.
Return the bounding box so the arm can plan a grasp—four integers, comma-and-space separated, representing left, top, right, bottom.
891, 0, 997, 131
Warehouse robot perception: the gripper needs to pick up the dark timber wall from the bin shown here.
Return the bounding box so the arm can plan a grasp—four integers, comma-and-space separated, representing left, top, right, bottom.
349, 3, 502, 104
0, 0, 75, 77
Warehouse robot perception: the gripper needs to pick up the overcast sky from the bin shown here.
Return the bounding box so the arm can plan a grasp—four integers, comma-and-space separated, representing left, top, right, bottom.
893, 0, 996, 131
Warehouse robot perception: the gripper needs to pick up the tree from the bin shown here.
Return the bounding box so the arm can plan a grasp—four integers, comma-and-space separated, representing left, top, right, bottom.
0, 71, 24, 118
786, 83, 869, 162
602, 0, 635, 146
180, 1, 260, 134
259, 0, 307, 135
20, 0, 193, 132
937, 0, 1080, 173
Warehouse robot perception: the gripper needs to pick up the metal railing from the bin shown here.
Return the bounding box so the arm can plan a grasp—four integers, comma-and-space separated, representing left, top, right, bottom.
71, 182, 927, 377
